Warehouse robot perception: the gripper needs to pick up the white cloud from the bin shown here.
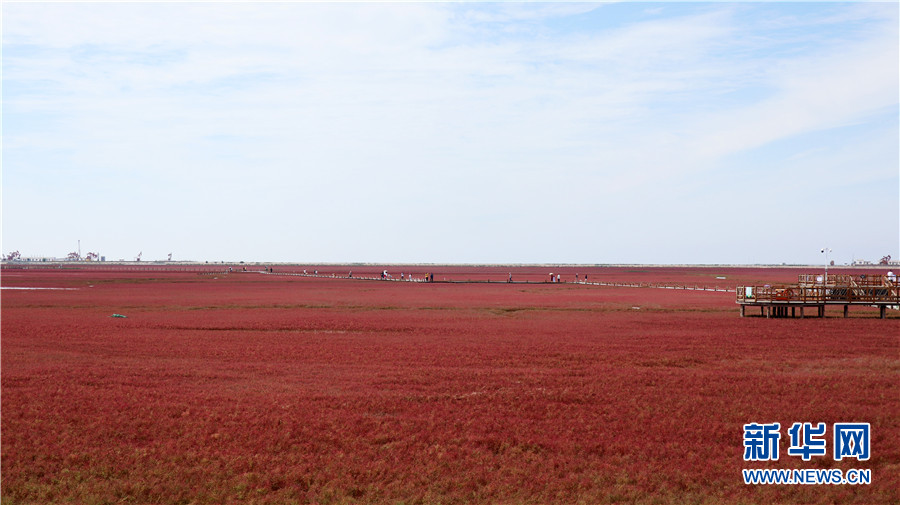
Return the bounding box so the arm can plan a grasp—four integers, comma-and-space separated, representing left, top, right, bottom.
690, 26, 898, 162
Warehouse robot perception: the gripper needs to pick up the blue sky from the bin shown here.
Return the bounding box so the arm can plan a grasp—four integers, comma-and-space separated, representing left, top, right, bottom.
2, 2, 897, 264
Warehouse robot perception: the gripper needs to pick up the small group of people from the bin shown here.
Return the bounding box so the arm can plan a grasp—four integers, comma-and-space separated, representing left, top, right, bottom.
548, 273, 571, 283
548, 273, 589, 283
380, 270, 435, 282
225, 266, 276, 273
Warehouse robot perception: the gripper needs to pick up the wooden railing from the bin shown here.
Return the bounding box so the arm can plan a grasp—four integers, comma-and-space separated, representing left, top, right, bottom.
738, 282, 899, 305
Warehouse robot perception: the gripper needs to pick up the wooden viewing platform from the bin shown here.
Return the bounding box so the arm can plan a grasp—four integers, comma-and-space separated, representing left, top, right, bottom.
737, 274, 899, 319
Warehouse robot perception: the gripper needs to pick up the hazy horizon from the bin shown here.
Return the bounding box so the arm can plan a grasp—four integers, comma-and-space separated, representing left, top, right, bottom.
3, 257, 895, 269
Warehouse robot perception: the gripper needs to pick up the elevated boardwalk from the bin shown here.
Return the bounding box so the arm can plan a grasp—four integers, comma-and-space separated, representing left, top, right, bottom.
737, 274, 898, 319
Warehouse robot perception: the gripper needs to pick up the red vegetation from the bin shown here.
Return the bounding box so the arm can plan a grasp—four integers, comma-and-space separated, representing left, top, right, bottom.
2, 266, 898, 504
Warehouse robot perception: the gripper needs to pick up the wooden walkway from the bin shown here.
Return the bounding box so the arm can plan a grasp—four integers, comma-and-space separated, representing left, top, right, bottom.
737, 274, 898, 319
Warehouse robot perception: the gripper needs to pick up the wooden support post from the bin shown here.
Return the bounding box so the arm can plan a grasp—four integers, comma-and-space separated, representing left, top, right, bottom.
800, 306, 804, 318
880, 305, 886, 319
819, 305, 825, 318
844, 305, 849, 318
761, 306, 765, 317
791, 307, 795, 318
741, 305, 745, 317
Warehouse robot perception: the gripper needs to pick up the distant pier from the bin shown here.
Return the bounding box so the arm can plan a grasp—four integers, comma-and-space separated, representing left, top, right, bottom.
737, 274, 898, 319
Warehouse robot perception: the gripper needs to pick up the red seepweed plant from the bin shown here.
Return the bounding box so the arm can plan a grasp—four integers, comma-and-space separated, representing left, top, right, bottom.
2, 266, 897, 504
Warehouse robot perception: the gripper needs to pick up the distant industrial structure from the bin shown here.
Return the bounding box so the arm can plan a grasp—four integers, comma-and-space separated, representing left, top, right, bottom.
2, 245, 179, 263
852, 255, 899, 267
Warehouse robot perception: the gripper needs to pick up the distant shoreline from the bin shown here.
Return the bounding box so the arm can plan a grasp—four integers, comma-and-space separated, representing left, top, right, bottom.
2, 261, 895, 270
